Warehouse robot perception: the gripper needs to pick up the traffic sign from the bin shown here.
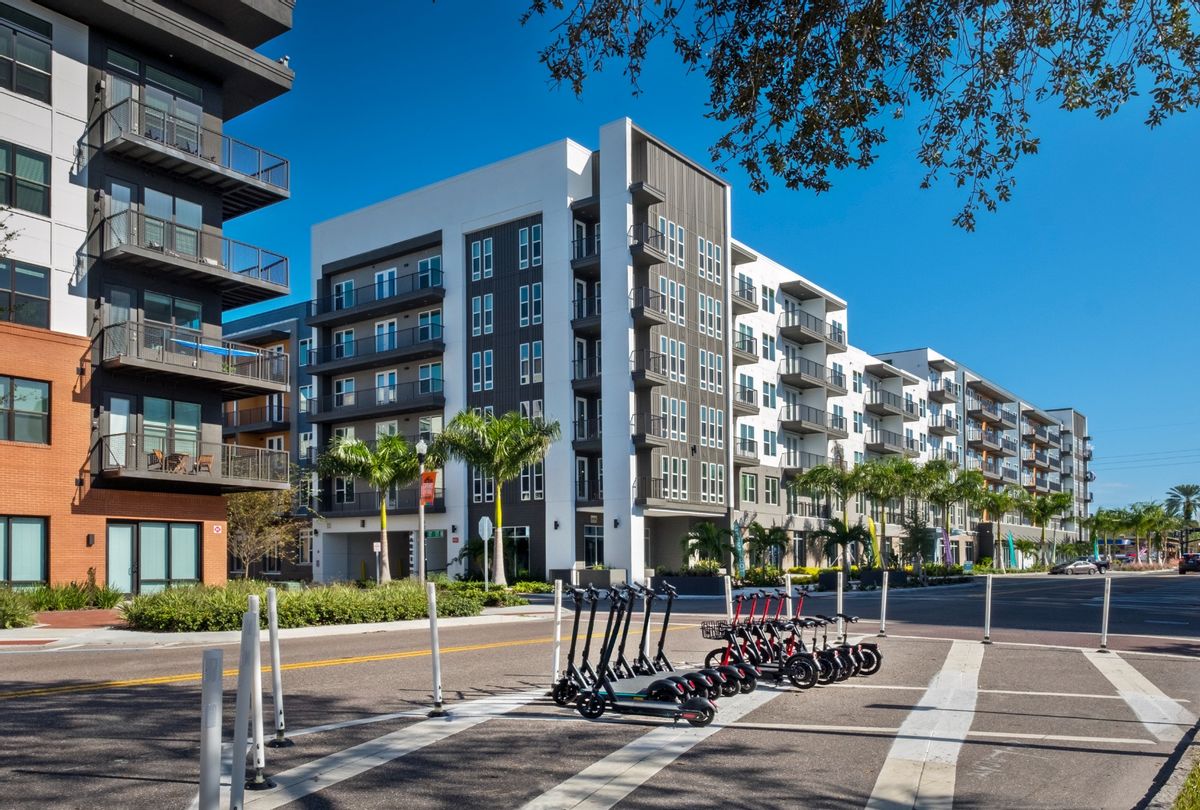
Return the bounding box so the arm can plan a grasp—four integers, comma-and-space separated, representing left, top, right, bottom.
373, 541, 382, 553
478, 516, 493, 541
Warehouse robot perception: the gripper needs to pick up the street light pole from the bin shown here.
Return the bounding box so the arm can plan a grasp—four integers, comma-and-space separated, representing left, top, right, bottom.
416, 438, 428, 583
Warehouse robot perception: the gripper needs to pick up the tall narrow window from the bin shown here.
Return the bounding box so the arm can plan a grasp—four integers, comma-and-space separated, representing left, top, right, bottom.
471, 296, 482, 336
518, 227, 530, 269
483, 350, 494, 390
531, 224, 542, 266
519, 286, 530, 327
519, 343, 531, 385
472, 352, 482, 392
482, 237, 494, 278
531, 283, 542, 325
471, 240, 482, 281
483, 293, 494, 334
531, 341, 543, 383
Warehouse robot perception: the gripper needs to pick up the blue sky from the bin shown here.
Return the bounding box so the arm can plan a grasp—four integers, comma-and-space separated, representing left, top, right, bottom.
225, 2, 1199, 507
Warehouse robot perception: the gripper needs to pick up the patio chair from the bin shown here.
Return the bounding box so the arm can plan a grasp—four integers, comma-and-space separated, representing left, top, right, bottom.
194, 454, 214, 474
147, 449, 165, 471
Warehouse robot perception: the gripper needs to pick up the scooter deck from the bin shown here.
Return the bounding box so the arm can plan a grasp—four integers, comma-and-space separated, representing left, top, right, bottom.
607, 673, 677, 693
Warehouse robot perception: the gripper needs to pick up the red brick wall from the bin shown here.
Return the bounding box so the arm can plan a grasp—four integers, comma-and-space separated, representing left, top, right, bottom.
0, 323, 228, 587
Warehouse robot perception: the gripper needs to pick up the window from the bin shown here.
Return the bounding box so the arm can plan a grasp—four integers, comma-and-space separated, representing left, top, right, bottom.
0, 379, 47, 446
697, 236, 706, 280
483, 237, 494, 278
265, 435, 285, 452
417, 256, 441, 288
762, 381, 777, 409
471, 240, 482, 281
741, 473, 758, 504
519, 286, 530, 327
532, 283, 542, 325
483, 293, 493, 334
472, 352, 482, 392
531, 223, 542, 266
333, 378, 355, 407
716, 356, 724, 394
298, 338, 312, 366
584, 525, 604, 567
483, 349, 494, 391
0, 8, 52, 103
472, 296, 482, 336
0, 259, 48, 328
144, 290, 201, 331
132, 522, 200, 593
419, 362, 442, 393
333, 328, 355, 359
519, 343, 531, 384
299, 430, 314, 460
763, 430, 778, 456
765, 477, 780, 506
0, 516, 46, 585
334, 476, 355, 504
532, 341, 543, 383
676, 283, 686, 327
519, 227, 530, 269
298, 385, 312, 414
761, 334, 776, 361
374, 319, 397, 352
472, 467, 495, 503
532, 399, 543, 420
0, 142, 47, 216
853, 370, 863, 393
333, 279, 354, 310
715, 301, 723, 339
854, 411, 863, 433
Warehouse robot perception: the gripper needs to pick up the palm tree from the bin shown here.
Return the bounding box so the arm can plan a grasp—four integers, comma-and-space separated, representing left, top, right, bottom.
1166, 484, 1200, 525
744, 522, 789, 568
788, 463, 865, 574
973, 486, 1018, 568
682, 521, 735, 565
812, 518, 872, 571
318, 433, 443, 583
1125, 502, 1166, 563
439, 410, 561, 587
1014, 490, 1075, 563
858, 459, 907, 566
1012, 537, 1039, 566
925, 464, 986, 566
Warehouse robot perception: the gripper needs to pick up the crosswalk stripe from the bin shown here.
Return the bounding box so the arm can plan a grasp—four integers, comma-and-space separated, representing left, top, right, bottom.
1083, 651, 1196, 743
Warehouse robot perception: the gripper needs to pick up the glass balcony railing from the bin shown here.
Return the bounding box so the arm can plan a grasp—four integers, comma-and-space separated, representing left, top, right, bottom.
311, 268, 444, 317
101, 320, 289, 388
98, 432, 289, 486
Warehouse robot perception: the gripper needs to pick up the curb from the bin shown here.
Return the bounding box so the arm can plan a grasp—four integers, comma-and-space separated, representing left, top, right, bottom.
1143, 722, 1200, 809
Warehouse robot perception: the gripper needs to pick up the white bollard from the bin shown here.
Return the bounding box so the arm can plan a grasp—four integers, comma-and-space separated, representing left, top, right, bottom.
1099, 575, 1112, 652
229, 609, 256, 810
198, 649, 223, 810
245, 595, 272, 791
878, 570, 889, 638
982, 573, 994, 644
550, 579, 563, 689
785, 574, 793, 618
426, 582, 446, 716
836, 570, 845, 641
265, 587, 292, 748
724, 575, 733, 622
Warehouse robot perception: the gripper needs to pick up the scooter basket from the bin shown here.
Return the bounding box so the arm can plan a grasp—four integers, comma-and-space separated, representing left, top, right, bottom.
700, 620, 731, 640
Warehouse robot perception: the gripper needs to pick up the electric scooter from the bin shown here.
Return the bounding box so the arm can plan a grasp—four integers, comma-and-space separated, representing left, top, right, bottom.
609, 584, 715, 699
822, 612, 883, 675
552, 586, 599, 706
575, 589, 717, 726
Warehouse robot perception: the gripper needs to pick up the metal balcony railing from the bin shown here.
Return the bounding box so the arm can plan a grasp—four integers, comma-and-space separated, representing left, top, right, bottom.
967, 397, 1001, 420
631, 413, 668, 440
630, 349, 668, 377
311, 267, 444, 316
867, 428, 906, 450
733, 334, 758, 355
104, 210, 288, 289
869, 390, 906, 411
628, 222, 666, 252
307, 324, 444, 366
98, 432, 289, 484
572, 355, 602, 382
572, 233, 600, 261
325, 486, 445, 515
101, 97, 289, 190
629, 287, 667, 315
572, 294, 602, 320
576, 479, 604, 502
784, 451, 828, 470
733, 383, 757, 407
101, 320, 289, 387
223, 405, 289, 429
732, 279, 757, 306
633, 476, 667, 501
573, 417, 603, 443
734, 437, 758, 457
929, 377, 962, 398
311, 379, 444, 416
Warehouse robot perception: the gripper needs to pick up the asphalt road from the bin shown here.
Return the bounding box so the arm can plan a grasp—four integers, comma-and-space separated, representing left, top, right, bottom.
0, 573, 1196, 809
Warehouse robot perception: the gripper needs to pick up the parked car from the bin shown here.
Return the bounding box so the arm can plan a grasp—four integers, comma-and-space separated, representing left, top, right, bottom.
1089, 556, 1110, 573
1179, 553, 1200, 574
1112, 552, 1136, 564
1050, 558, 1099, 575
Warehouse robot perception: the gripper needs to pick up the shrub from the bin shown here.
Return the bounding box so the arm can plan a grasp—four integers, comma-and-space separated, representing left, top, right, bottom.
512, 580, 554, 593
0, 588, 33, 628
786, 566, 820, 576
681, 560, 723, 577
978, 557, 993, 569
23, 574, 126, 611
121, 579, 486, 632
741, 566, 784, 587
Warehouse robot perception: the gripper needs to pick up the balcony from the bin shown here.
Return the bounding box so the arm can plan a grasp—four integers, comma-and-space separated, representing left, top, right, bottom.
1049, 479, 1064, 493
1022, 421, 1050, 443
95, 433, 288, 492
827, 413, 849, 439
629, 180, 666, 206
996, 436, 1019, 457
633, 476, 667, 505
929, 413, 960, 436
903, 435, 921, 458
998, 408, 1018, 428
102, 211, 287, 307
101, 321, 289, 396
966, 428, 1001, 453
309, 268, 445, 328
827, 367, 847, 395
941, 448, 960, 466
732, 383, 759, 415
222, 405, 289, 436
1046, 430, 1062, 448
307, 325, 444, 376
629, 223, 668, 267
732, 334, 759, 366
781, 404, 828, 435
731, 279, 758, 314
966, 397, 1002, 424
1022, 448, 1051, 469
733, 437, 758, 466
323, 487, 446, 518
571, 295, 602, 336
98, 98, 288, 219
902, 399, 920, 422
630, 287, 668, 326
308, 380, 445, 423
577, 479, 604, 507
572, 356, 602, 394
1061, 463, 1075, 477
1035, 475, 1050, 493
865, 429, 906, 455
571, 233, 601, 276
779, 357, 830, 390
866, 390, 906, 418
928, 377, 961, 404
1083, 447, 1094, 461
982, 459, 1003, 481
630, 349, 669, 388
964, 456, 982, 471
631, 414, 669, 449
1003, 466, 1019, 484
572, 417, 603, 454
777, 309, 843, 349
783, 451, 828, 476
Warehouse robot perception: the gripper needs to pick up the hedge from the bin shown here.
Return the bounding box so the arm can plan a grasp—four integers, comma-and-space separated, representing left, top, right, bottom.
121, 580, 486, 632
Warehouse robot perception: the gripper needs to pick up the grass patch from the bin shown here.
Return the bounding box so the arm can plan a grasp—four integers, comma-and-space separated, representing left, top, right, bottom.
121, 579, 486, 632
1176, 757, 1200, 810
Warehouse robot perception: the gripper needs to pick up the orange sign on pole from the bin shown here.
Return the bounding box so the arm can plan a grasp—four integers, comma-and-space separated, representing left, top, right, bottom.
420, 471, 437, 505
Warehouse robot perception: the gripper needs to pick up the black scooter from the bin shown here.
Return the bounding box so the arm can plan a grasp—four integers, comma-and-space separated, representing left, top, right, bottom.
575, 589, 717, 726
611, 584, 718, 700
552, 586, 601, 706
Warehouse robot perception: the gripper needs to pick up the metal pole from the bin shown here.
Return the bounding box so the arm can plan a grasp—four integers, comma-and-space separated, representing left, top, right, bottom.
550, 579, 563, 689
375, 547, 381, 586
426, 582, 446, 716
836, 570, 845, 642
878, 570, 889, 638
483, 529, 490, 592
229, 609, 255, 810
784, 574, 793, 618
265, 587, 292, 748
417, 454, 427, 583
723, 574, 733, 622
1098, 574, 1112, 652
640, 578, 651, 662
198, 649, 222, 810
982, 573, 994, 644
246, 595, 273, 790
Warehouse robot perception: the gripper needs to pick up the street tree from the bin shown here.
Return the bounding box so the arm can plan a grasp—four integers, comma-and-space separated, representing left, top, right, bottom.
812, 517, 872, 570
744, 522, 789, 569
226, 488, 306, 579
682, 520, 736, 566
522, 0, 1200, 229
788, 462, 865, 574
1166, 484, 1200, 526
1014, 490, 1076, 562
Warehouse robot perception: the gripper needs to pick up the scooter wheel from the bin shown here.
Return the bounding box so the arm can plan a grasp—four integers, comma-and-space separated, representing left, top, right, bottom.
576, 693, 606, 720
784, 656, 818, 690
647, 685, 680, 704
834, 660, 852, 682
705, 648, 731, 669
719, 678, 740, 698
552, 681, 578, 706
815, 657, 836, 685
685, 707, 715, 728
859, 647, 883, 676
739, 675, 757, 694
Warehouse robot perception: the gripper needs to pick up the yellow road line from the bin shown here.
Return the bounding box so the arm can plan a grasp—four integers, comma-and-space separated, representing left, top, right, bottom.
0, 624, 696, 701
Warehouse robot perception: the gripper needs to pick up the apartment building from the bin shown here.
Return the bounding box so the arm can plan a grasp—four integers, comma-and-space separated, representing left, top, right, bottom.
0, 0, 293, 593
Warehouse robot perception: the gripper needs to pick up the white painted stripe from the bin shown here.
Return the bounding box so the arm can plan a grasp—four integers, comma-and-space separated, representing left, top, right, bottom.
1083, 651, 1196, 743
882, 634, 1200, 659
730, 721, 1154, 746
242, 690, 541, 809
831, 682, 1190, 702
520, 687, 782, 809
866, 640, 984, 809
